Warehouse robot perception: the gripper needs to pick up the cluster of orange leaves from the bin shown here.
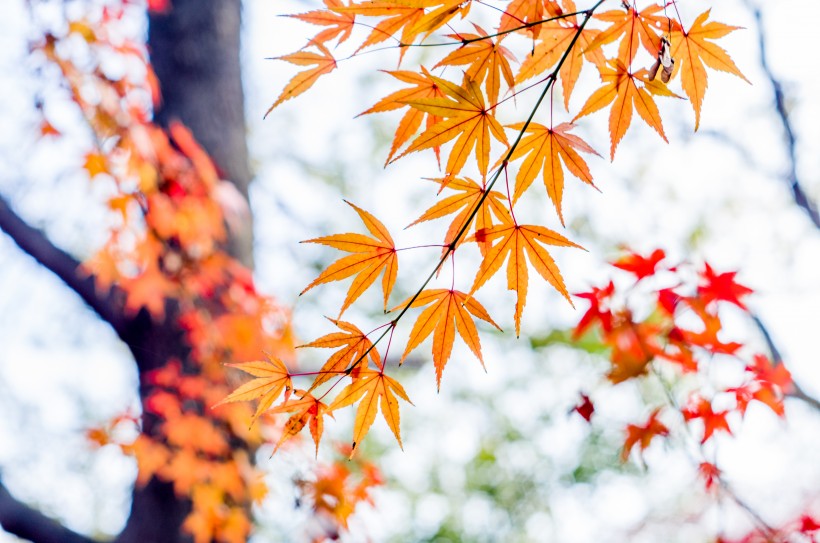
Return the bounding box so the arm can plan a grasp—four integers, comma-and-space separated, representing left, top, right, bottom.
572, 249, 817, 542
226, 0, 748, 457
36, 3, 380, 541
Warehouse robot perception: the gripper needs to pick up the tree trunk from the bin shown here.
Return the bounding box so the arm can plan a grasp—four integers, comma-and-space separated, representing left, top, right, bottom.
117, 2, 254, 541
148, 0, 254, 268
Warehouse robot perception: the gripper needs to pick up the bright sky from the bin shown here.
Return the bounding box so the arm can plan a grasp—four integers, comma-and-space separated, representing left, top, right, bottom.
1, 0, 819, 541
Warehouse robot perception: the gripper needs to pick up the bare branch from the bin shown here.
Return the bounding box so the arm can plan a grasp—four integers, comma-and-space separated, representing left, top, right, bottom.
749, 4, 820, 230
0, 480, 97, 543
0, 193, 129, 338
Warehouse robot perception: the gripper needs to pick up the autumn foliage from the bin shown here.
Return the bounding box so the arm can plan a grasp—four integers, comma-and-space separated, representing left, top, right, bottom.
15, 0, 819, 542
249, 0, 753, 457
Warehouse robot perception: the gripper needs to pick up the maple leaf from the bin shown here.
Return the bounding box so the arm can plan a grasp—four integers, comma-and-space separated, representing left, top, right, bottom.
498, 0, 563, 39
670, 10, 749, 130
698, 461, 721, 491
507, 121, 600, 225
301, 201, 398, 316
333, 1, 425, 52
216, 356, 292, 423
407, 0, 471, 40
408, 177, 510, 255
268, 391, 332, 456
682, 396, 732, 443
588, 4, 666, 67
399, 74, 508, 177
747, 354, 792, 392
573, 280, 615, 339
605, 319, 658, 383
266, 43, 337, 115
574, 60, 676, 159
469, 218, 581, 335
84, 151, 108, 178
435, 24, 516, 105
121, 263, 176, 319
697, 262, 752, 310
396, 289, 500, 389
680, 299, 742, 355
164, 413, 229, 456
621, 408, 669, 461
299, 318, 381, 390
572, 392, 595, 422
360, 68, 445, 165
515, 1, 606, 109
329, 369, 412, 455
289, 0, 356, 46
613, 248, 666, 280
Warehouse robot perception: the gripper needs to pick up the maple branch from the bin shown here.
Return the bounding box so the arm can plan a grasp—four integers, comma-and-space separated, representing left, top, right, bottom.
749, 4, 820, 230
751, 314, 820, 413
397, 9, 589, 48
0, 480, 97, 543
0, 193, 129, 338
329, 1, 607, 377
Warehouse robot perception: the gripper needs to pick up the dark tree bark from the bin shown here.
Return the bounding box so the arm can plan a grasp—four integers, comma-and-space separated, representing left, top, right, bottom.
149, 0, 254, 267
0, 483, 95, 543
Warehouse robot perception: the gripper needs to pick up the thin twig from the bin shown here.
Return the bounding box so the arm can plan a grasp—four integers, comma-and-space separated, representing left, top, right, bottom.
748, 3, 820, 229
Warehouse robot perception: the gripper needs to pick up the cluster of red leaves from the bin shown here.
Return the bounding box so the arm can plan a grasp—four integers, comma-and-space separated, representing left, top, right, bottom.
717, 514, 820, 543
575, 249, 791, 447
226, 0, 749, 461
35, 5, 375, 542
572, 249, 817, 540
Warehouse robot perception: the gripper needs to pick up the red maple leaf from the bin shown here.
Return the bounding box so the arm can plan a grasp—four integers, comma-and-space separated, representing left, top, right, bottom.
572, 393, 595, 422
621, 408, 669, 461
697, 262, 753, 310
681, 396, 732, 443
573, 281, 615, 339
613, 248, 665, 280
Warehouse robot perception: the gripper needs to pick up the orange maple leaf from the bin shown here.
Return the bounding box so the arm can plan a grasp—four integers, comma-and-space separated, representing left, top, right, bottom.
301, 201, 398, 316
670, 10, 748, 130
329, 369, 412, 455
215, 356, 292, 423
515, 0, 606, 109
574, 59, 678, 159
333, 1, 425, 52
588, 4, 666, 67
399, 75, 508, 177
268, 390, 332, 457
507, 121, 600, 225
435, 24, 516, 105
289, 0, 356, 46
605, 319, 659, 383
360, 68, 445, 165
408, 176, 510, 255
621, 408, 669, 461
83, 151, 108, 178
396, 289, 500, 389
121, 263, 176, 319
299, 318, 381, 391
498, 0, 562, 39
266, 43, 337, 115
469, 217, 581, 335
407, 0, 471, 40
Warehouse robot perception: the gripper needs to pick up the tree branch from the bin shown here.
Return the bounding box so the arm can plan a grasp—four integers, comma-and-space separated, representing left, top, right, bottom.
749, 4, 820, 230
0, 480, 97, 543
0, 193, 129, 338
751, 314, 820, 413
